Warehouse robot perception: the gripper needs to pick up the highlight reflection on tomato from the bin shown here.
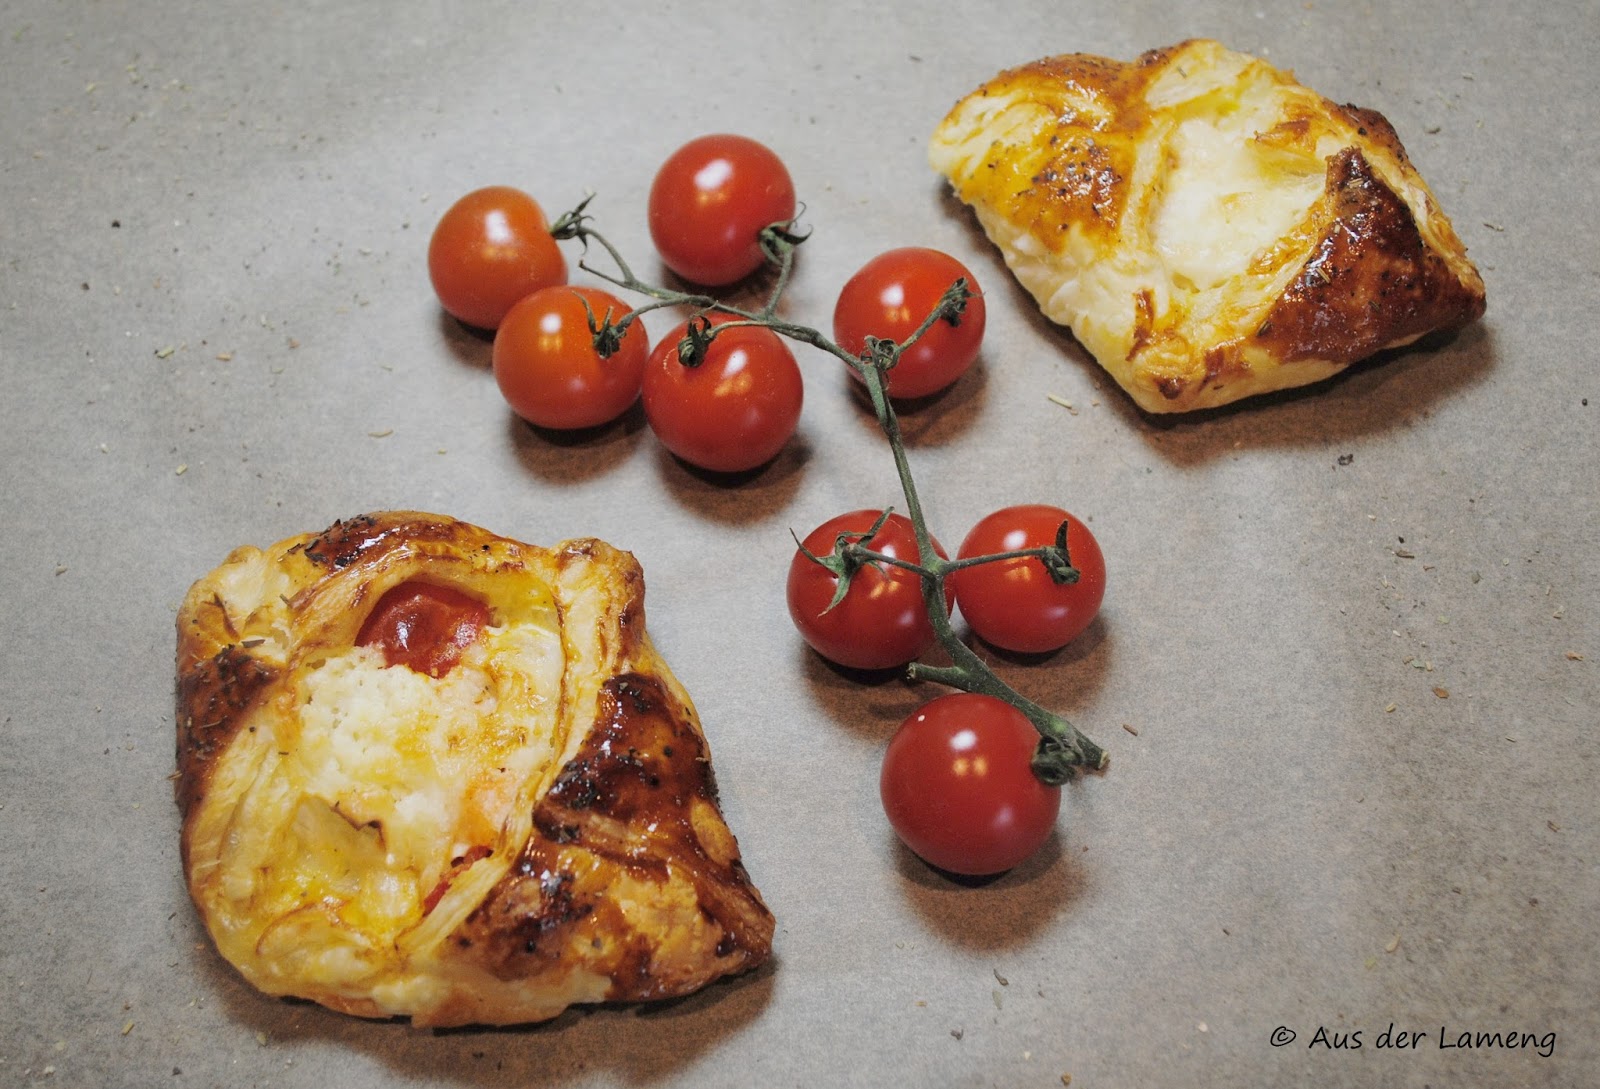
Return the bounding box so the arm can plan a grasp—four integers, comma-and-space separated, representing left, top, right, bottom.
879, 693, 1059, 876
786, 510, 951, 671
832, 247, 986, 399
492, 285, 648, 430
427, 186, 566, 330
647, 134, 796, 286
951, 505, 1105, 654
642, 312, 803, 473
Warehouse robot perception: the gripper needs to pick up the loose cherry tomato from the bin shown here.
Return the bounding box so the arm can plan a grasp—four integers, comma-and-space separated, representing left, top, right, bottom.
647, 134, 796, 286
949, 504, 1106, 654
356, 581, 490, 678
643, 312, 803, 473
880, 692, 1060, 876
428, 186, 567, 330
832, 247, 986, 399
786, 510, 951, 671
492, 285, 648, 430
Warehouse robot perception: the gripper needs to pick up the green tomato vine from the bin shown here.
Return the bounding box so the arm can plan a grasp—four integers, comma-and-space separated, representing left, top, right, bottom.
550, 198, 1108, 784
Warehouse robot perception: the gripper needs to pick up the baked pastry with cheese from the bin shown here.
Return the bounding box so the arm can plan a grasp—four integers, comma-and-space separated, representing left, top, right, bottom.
175, 511, 773, 1027
929, 39, 1486, 413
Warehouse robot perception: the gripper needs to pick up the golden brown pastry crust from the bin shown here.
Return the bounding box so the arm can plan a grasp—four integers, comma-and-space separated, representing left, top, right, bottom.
929, 39, 1486, 413
176, 511, 772, 1027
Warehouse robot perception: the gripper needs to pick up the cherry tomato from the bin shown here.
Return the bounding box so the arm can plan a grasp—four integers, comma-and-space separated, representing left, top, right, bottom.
356, 581, 490, 678
949, 505, 1106, 654
786, 510, 951, 671
492, 285, 648, 430
880, 692, 1060, 876
428, 186, 567, 331
832, 247, 986, 399
643, 312, 803, 473
647, 134, 796, 286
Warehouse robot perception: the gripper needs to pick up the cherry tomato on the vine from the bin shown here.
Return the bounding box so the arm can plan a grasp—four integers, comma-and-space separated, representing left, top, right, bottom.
832, 247, 986, 399
880, 692, 1060, 876
642, 312, 803, 473
648, 134, 796, 286
428, 186, 567, 330
786, 510, 951, 671
492, 286, 648, 430
949, 504, 1106, 654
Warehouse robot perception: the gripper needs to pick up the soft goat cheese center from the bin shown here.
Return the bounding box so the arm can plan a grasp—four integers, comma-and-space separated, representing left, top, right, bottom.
1149, 105, 1324, 295
227, 615, 564, 958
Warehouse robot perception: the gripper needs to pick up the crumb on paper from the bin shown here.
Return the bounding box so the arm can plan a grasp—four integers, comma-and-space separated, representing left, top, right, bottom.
1047, 394, 1079, 414
1385, 703, 1397, 713
1566, 651, 1585, 661
368, 429, 394, 439
1122, 723, 1139, 736
1432, 686, 1449, 699
1548, 820, 1560, 833
1385, 933, 1401, 954
175, 464, 188, 475
993, 968, 1009, 986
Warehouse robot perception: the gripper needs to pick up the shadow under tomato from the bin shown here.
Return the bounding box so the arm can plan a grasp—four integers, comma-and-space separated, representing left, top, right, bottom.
839, 355, 989, 449
504, 401, 649, 484
889, 828, 1091, 951
792, 635, 962, 742
436, 308, 494, 370
650, 430, 811, 525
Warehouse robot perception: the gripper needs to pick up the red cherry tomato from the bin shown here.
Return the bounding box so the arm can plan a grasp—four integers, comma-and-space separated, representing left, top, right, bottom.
949, 505, 1106, 654
492, 285, 648, 430
427, 186, 567, 330
832, 247, 986, 399
356, 581, 490, 678
643, 313, 803, 473
647, 134, 796, 286
880, 692, 1060, 876
786, 510, 951, 671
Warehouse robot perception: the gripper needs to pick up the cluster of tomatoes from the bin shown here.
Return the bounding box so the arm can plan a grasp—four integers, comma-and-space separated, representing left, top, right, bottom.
787, 505, 1104, 875
427, 134, 984, 473
427, 134, 1106, 877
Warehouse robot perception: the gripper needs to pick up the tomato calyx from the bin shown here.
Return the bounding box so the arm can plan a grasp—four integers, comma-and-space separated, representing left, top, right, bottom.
757, 215, 811, 264
1042, 519, 1082, 585
790, 507, 922, 614
670, 315, 720, 369
574, 291, 634, 360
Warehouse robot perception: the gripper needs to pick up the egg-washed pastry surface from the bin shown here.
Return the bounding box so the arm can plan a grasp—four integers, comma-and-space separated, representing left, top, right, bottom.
929, 39, 1486, 413
175, 511, 773, 1028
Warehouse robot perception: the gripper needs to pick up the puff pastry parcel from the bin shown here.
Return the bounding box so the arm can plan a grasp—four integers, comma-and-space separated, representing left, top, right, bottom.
930, 39, 1486, 413
175, 512, 772, 1027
